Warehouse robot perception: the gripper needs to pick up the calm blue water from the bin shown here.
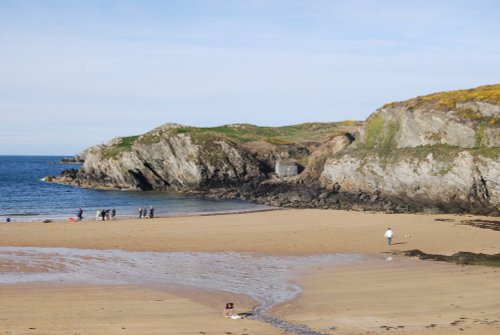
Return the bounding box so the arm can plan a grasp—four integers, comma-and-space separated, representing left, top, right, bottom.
0, 156, 272, 221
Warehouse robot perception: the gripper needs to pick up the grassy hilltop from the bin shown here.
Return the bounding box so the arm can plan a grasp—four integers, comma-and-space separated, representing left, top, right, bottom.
101, 121, 363, 159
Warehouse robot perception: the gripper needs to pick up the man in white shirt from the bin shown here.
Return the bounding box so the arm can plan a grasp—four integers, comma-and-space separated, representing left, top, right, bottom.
384, 228, 393, 246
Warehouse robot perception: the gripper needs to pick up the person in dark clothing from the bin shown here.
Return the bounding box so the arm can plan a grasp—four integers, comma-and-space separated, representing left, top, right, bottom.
101, 209, 106, 221
77, 208, 83, 221
111, 208, 116, 220
149, 207, 155, 219
105, 209, 110, 221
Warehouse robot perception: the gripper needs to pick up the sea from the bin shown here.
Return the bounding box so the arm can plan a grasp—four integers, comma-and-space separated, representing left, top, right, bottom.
0, 155, 272, 222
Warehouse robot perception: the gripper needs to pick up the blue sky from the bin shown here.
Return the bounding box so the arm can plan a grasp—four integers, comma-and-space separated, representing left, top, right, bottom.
1, 0, 499, 155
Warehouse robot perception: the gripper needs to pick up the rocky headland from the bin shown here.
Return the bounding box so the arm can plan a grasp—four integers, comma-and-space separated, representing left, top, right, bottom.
46, 84, 500, 215
48, 156, 85, 165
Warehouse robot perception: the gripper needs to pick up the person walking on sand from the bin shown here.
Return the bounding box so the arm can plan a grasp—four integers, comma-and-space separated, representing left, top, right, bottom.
111, 208, 116, 220
385, 228, 394, 246
138, 207, 143, 219
149, 206, 155, 219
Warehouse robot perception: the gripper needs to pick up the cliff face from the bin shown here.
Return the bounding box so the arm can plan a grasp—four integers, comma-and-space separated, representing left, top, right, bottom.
313, 84, 500, 213
49, 84, 500, 215
55, 124, 266, 191
319, 150, 499, 213
51, 122, 360, 192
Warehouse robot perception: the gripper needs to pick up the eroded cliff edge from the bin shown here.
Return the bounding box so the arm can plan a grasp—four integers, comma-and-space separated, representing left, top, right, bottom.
47, 84, 500, 215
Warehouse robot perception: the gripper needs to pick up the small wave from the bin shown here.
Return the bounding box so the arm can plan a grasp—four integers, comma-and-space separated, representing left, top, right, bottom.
1, 213, 40, 217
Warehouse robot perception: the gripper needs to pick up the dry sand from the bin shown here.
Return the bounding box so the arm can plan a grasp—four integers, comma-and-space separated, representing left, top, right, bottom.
0, 209, 499, 334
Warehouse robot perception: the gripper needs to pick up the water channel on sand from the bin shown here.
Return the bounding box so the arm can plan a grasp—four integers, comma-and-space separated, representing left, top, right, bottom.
0, 247, 366, 334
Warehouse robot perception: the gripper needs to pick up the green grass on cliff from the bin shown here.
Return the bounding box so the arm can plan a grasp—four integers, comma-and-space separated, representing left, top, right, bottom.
363, 114, 399, 149
102, 135, 140, 158
170, 122, 362, 146
384, 84, 500, 112
99, 122, 363, 158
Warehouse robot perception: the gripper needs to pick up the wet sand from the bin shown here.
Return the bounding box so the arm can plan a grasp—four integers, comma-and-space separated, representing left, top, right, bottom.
0, 209, 499, 334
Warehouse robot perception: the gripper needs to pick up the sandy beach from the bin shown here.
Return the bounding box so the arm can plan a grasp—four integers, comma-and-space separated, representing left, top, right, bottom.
0, 209, 499, 334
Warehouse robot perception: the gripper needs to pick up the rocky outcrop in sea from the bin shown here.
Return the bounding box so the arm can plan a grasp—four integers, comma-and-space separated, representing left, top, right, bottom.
47, 84, 500, 215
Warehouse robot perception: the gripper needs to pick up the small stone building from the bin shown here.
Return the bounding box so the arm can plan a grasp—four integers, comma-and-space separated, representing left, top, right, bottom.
275, 160, 298, 178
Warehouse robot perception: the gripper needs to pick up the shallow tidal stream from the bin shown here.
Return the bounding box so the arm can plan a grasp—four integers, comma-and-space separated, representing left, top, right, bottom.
0, 247, 364, 334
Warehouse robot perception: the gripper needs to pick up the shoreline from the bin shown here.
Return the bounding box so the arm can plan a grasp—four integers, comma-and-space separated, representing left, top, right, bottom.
0, 209, 499, 334
0, 204, 278, 223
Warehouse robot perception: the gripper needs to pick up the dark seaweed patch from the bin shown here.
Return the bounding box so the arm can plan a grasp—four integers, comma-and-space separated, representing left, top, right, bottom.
405, 249, 500, 267
460, 219, 500, 231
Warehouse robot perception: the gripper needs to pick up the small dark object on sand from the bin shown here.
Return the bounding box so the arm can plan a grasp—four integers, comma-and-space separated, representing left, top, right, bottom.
43, 219, 52, 223
435, 218, 455, 222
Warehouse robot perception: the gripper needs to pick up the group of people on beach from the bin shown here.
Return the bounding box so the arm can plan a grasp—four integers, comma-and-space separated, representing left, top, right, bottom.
72, 206, 157, 222
73, 208, 116, 222
95, 208, 116, 221
138, 206, 155, 219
